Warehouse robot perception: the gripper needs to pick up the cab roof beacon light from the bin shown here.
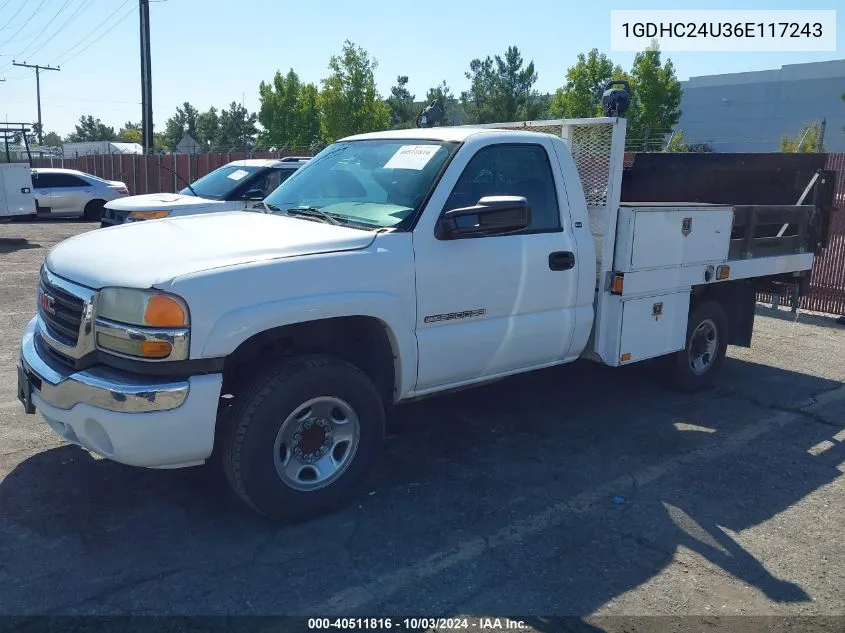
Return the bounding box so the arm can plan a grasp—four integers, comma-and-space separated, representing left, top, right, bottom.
601, 80, 631, 118
416, 100, 444, 128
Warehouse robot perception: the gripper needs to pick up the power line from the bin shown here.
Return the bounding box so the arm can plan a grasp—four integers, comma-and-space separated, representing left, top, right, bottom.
0, 0, 26, 33
57, 3, 136, 66
0, 0, 47, 47
12, 0, 76, 60
13, 0, 94, 63
51, 0, 132, 66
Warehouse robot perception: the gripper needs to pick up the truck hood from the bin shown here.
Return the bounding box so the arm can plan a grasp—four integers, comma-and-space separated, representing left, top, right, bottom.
104, 192, 219, 211
45, 211, 377, 289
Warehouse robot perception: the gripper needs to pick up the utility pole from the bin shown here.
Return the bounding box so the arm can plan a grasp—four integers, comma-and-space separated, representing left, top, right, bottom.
11, 61, 60, 145
139, 0, 153, 153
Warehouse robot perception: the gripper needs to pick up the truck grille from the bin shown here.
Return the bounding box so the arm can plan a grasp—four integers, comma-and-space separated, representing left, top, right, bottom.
38, 271, 85, 346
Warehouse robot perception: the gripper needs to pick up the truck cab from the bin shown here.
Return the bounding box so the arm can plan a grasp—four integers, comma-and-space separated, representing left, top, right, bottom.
100, 157, 309, 227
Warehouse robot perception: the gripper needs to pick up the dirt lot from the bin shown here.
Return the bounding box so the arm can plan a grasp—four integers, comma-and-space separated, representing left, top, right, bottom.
1, 219, 844, 628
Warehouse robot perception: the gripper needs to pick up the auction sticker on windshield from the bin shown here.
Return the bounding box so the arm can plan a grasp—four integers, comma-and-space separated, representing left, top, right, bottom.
227, 169, 250, 181
384, 145, 440, 170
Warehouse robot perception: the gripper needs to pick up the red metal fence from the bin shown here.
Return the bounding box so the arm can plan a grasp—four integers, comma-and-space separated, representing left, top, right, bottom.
795, 153, 845, 315
30, 151, 315, 196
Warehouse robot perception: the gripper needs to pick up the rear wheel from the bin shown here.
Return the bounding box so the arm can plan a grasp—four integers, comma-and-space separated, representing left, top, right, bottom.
83, 199, 105, 221
220, 354, 385, 522
664, 300, 729, 392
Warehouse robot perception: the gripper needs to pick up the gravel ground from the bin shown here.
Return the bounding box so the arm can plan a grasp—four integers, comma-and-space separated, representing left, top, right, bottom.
1, 219, 843, 631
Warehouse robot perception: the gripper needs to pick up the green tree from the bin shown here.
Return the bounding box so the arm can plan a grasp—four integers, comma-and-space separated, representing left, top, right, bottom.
550, 49, 628, 118
195, 107, 220, 150
780, 122, 826, 152
387, 75, 416, 127
117, 121, 142, 144
425, 80, 456, 126
627, 42, 682, 151
296, 83, 321, 149
318, 40, 392, 142
164, 102, 199, 150
258, 69, 321, 149
461, 46, 541, 123
153, 132, 169, 152
217, 101, 258, 149
66, 115, 117, 142
42, 131, 63, 147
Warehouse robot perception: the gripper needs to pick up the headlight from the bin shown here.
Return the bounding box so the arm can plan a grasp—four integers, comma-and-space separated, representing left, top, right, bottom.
95, 288, 190, 361
128, 210, 171, 220
97, 288, 189, 327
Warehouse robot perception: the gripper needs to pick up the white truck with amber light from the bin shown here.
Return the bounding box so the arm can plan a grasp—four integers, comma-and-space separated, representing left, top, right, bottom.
17, 94, 832, 521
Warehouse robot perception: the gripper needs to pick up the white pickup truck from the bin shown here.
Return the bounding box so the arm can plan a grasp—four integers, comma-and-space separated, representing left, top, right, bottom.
17, 115, 827, 521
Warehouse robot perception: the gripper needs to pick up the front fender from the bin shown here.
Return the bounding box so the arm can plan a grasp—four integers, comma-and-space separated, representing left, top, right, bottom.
199, 291, 417, 398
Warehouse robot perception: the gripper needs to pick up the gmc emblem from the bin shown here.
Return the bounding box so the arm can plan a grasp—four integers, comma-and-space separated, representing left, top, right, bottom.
39, 289, 56, 316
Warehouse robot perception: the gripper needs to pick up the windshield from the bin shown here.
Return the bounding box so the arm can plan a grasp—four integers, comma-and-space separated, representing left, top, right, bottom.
263, 139, 456, 229
180, 164, 265, 199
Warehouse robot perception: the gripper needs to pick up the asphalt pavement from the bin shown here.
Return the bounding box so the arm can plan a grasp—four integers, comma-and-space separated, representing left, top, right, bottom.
0, 219, 843, 631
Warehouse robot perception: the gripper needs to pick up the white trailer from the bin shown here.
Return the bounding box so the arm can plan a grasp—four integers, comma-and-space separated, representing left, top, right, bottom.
0, 163, 36, 221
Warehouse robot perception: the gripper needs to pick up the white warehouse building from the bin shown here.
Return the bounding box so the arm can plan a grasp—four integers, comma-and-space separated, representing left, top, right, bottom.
676, 59, 845, 153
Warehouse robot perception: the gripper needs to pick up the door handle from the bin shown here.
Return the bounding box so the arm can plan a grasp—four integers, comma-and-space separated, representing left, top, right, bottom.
549, 251, 575, 271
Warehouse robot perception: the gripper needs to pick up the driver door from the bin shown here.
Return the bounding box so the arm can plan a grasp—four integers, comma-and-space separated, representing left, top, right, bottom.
412, 139, 581, 391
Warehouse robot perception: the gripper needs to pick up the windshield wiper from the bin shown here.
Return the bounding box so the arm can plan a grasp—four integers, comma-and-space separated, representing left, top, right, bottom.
284, 206, 342, 226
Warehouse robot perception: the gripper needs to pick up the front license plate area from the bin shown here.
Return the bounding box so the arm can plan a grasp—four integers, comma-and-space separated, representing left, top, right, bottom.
17, 364, 35, 415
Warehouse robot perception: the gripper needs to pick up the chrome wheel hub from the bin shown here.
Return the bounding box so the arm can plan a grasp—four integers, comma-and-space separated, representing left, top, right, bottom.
293, 417, 333, 463
273, 396, 360, 491
688, 318, 718, 375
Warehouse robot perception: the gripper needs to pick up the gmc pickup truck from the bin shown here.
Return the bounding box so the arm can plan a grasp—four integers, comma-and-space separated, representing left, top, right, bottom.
17, 112, 830, 521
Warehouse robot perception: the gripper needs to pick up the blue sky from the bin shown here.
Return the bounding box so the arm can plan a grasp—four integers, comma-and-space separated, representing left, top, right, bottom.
0, 0, 842, 137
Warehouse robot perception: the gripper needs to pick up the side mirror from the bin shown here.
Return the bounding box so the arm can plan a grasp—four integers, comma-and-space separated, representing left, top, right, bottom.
437, 196, 531, 240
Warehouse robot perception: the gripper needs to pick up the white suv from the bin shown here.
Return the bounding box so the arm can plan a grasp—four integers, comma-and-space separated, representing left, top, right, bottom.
31, 168, 130, 220
100, 157, 310, 227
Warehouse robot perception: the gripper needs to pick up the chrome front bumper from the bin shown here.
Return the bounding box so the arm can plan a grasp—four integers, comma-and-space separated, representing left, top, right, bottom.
19, 317, 188, 413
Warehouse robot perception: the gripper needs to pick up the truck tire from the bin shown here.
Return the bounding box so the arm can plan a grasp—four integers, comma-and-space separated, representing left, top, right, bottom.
220, 354, 385, 521
665, 300, 729, 392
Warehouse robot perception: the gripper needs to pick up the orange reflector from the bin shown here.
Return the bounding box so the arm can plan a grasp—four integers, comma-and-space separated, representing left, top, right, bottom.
621, 352, 632, 362
128, 210, 170, 220
140, 341, 172, 358
610, 273, 624, 294
717, 265, 730, 280
144, 295, 187, 327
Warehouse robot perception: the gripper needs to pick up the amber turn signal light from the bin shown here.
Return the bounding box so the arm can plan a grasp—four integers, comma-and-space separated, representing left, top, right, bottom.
144, 295, 187, 327
140, 341, 172, 358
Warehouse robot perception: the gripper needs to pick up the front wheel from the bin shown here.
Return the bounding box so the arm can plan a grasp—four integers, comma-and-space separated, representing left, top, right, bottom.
220, 355, 385, 522
663, 300, 729, 392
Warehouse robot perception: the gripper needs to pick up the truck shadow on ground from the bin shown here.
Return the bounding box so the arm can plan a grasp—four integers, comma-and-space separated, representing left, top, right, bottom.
0, 356, 842, 620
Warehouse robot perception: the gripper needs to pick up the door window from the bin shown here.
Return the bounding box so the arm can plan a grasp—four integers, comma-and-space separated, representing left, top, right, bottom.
37, 173, 89, 188
443, 144, 561, 233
